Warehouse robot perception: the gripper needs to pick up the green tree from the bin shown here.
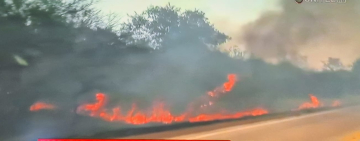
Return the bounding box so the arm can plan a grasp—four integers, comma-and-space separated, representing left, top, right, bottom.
0, 0, 120, 68
121, 3, 230, 50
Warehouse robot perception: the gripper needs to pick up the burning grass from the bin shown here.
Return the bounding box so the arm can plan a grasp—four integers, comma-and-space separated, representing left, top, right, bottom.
29, 74, 340, 125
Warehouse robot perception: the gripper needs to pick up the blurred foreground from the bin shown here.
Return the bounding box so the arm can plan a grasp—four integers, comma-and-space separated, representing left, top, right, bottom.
125, 105, 360, 141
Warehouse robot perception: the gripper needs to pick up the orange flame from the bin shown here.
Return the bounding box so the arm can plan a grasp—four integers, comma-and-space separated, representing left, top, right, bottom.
29, 102, 56, 111
76, 74, 268, 124
207, 74, 238, 97
223, 74, 237, 92
297, 94, 321, 110
201, 74, 238, 109
29, 74, 343, 126
76, 93, 268, 124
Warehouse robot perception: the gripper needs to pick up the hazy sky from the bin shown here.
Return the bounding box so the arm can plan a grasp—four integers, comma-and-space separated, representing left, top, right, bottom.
95, 0, 279, 44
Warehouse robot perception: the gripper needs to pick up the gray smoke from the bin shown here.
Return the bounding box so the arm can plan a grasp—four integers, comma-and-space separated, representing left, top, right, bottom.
240, 0, 360, 68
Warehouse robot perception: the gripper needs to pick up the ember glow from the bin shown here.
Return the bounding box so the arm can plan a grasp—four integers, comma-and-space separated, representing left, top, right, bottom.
29, 101, 56, 111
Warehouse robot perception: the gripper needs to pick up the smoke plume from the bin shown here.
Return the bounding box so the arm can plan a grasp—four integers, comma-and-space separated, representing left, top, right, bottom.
240, 0, 360, 69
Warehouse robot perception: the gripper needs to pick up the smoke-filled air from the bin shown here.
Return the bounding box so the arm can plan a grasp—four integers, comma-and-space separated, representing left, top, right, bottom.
238, 0, 360, 69
0, 0, 359, 141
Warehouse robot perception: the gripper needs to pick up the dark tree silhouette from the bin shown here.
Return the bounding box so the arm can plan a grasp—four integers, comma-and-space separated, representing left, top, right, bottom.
322, 57, 345, 71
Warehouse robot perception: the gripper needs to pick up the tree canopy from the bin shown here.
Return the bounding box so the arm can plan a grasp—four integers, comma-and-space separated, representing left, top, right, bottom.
121, 3, 230, 50
0, 0, 123, 68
